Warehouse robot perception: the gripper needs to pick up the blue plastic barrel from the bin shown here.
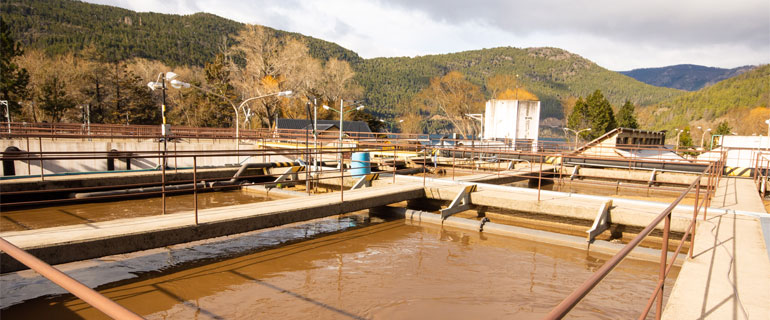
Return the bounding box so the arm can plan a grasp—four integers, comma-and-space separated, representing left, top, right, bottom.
350, 152, 371, 177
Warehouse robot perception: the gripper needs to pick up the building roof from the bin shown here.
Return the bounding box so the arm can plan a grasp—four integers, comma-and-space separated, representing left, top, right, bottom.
575, 127, 666, 154
276, 118, 372, 133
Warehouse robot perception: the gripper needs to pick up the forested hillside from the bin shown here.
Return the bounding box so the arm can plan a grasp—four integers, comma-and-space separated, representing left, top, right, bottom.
639, 64, 769, 136
355, 47, 684, 119
6, 0, 764, 136
620, 64, 755, 91
1, 0, 361, 66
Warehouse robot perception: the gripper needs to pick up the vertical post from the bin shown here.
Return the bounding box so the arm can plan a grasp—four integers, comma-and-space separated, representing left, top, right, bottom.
162, 150, 166, 215
38, 136, 44, 181
339, 99, 344, 168
26, 136, 30, 174
538, 155, 543, 202
423, 146, 427, 188
193, 156, 198, 225
393, 143, 396, 183
656, 213, 671, 319
452, 145, 456, 181
340, 151, 344, 202
689, 179, 701, 259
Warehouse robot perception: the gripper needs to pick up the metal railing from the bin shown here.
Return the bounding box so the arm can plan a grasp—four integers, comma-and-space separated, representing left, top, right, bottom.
544, 151, 724, 319
0, 237, 144, 319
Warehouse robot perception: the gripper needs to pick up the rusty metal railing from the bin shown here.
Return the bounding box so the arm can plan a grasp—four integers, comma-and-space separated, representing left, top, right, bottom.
0, 237, 144, 319
544, 158, 721, 319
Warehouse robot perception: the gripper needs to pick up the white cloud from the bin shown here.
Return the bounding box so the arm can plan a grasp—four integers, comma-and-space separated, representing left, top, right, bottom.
83, 0, 770, 70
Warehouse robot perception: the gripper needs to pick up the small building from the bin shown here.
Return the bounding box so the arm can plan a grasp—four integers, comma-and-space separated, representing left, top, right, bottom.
576, 128, 683, 161
483, 99, 540, 148
275, 119, 373, 138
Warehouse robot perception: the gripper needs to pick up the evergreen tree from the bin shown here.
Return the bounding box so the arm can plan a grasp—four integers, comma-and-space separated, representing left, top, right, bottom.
567, 97, 591, 140
38, 75, 75, 122
0, 17, 29, 116
616, 100, 639, 129
714, 121, 731, 135
586, 90, 616, 140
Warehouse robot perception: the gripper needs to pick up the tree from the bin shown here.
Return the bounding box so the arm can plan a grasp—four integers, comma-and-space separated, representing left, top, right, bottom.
714, 121, 731, 135
585, 90, 617, 140
567, 97, 590, 140
616, 100, 639, 129
679, 126, 693, 149
0, 17, 30, 116
38, 75, 75, 122
349, 109, 385, 133
411, 71, 484, 138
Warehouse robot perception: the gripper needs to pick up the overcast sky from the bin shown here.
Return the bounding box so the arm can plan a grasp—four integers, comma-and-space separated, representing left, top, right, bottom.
84, 0, 769, 70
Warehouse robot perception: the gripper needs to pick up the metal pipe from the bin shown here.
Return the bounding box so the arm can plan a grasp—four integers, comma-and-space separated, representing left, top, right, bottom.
0, 237, 144, 320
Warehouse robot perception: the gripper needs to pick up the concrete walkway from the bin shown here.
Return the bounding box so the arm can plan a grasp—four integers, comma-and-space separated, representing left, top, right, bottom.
0, 182, 425, 273
663, 177, 770, 319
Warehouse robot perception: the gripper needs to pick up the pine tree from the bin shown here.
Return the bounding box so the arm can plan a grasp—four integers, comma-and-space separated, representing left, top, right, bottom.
679, 126, 693, 148
567, 97, 590, 140
586, 90, 616, 140
38, 75, 75, 122
0, 17, 30, 116
714, 121, 731, 135
616, 100, 639, 129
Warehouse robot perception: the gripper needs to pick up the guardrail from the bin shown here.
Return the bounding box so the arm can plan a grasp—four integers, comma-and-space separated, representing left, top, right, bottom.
544, 155, 723, 319
0, 237, 144, 319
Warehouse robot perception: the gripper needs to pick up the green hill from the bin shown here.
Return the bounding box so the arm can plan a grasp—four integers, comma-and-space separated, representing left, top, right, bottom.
355, 47, 684, 119
1, 0, 361, 66
641, 64, 769, 134
2, 0, 691, 125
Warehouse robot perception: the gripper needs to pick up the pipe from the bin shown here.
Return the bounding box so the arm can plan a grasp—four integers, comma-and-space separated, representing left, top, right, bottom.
0, 237, 144, 320
73, 182, 210, 199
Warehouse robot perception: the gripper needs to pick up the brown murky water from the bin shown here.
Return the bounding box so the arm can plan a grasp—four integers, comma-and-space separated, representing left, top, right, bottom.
0, 190, 278, 232
1, 215, 678, 319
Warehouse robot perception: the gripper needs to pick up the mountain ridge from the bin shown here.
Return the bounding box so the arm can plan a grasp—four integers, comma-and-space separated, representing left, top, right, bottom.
620, 64, 755, 91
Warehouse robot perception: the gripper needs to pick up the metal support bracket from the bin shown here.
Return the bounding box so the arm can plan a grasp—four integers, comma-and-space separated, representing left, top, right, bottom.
586, 200, 613, 243
570, 165, 580, 180
648, 169, 657, 186
274, 166, 304, 183
440, 184, 478, 219
351, 173, 380, 189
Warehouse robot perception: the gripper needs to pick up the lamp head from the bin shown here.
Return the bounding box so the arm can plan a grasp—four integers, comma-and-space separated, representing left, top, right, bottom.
147, 81, 162, 91
278, 90, 293, 97
379, 119, 385, 122
322, 105, 330, 110
164, 72, 178, 81
169, 79, 190, 89
398, 120, 404, 123
355, 106, 365, 111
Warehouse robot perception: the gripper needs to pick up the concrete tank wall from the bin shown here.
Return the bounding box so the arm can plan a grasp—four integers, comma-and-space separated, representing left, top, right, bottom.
1, 138, 293, 176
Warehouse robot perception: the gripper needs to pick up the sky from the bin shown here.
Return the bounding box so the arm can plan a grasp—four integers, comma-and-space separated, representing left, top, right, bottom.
84, 0, 769, 71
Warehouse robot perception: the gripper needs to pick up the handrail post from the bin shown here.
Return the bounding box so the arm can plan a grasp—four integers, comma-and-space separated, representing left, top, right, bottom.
689, 179, 701, 259
193, 156, 198, 225
656, 212, 671, 319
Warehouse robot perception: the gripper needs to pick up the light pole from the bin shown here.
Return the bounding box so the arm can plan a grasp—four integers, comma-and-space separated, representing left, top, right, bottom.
563, 127, 591, 150
164, 77, 291, 154
699, 128, 711, 151
323, 100, 364, 167
1, 100, 10, 134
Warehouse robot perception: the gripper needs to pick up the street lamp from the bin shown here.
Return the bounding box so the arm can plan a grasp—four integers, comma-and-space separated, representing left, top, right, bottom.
674, 129, 684, 153
1, 100, 9, 134
147, 72, 178, 137
166, 76, 291, 145
699, 128, 711, 151
563, 127, 591, 150
323, 100, 364, 166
